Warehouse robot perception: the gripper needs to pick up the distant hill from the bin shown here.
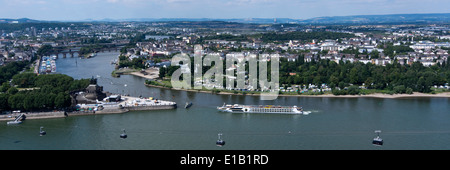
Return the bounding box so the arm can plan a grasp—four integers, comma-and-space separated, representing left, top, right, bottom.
298, 13, 450, 24
97, 13, 450, 24
0, 18, 41, 23
89, 18, 298, 24
82, 13, 450, 24
2, 13, 450, 24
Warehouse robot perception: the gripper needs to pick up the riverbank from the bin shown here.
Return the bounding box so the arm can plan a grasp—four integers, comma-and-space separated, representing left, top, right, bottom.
279, 92, 450, 98
112, 67, 159, 79
128, 67, 159, 79
143, 82, 450, 99
111, 67, 139, 77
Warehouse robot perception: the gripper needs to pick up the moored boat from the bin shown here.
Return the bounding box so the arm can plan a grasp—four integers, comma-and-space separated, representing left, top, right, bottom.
7, 121, 22, 125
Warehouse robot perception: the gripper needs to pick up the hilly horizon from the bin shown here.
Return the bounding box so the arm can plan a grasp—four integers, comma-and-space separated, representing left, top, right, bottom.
2, 13, 450, 24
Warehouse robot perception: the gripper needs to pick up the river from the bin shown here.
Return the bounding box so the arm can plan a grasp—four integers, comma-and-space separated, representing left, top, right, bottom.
1, 52, 449, 150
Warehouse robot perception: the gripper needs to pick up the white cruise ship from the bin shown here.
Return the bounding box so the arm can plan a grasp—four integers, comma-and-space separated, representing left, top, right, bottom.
217, 104, 303, 114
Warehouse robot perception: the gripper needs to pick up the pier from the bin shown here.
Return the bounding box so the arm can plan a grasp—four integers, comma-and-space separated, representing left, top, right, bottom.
6, 113, 25, 124
68, 95, 177, 117
1, 111, 66, 123
119, 96, 177, 110
0, 97, 177, 122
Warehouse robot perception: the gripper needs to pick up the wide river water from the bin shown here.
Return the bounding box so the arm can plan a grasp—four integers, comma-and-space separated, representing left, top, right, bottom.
1, 52, 449, 150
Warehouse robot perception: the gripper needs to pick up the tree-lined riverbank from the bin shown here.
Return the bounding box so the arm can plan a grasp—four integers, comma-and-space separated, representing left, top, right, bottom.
143, 79, 450, 99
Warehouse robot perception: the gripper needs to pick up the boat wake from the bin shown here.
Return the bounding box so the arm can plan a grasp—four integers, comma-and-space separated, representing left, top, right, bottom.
302, 111, 312, 115
302, 110, 320, 115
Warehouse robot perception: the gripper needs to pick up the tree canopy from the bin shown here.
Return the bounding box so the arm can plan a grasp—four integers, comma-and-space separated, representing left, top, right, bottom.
0, 61, 29, 85
279, 56, 449, 94
0, 74, 90, 111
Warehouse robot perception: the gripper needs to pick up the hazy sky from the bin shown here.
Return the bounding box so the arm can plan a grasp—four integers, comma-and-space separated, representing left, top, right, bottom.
1, 0, 450, 21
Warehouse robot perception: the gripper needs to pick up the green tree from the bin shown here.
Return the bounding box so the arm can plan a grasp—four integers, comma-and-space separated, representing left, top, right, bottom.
23, 94, 35, 111
338, 81, 346, 89
349, 67, 359, 84
393, 85, 406, 94
0, 82, 11, 92
0, 61, 29, 85
34, 74, 74, 92
0, 94, 9, 111
37, 45, 53, 56
54, 92, 66, 109
347, 85, 360, 95
406, 87, 413, 94
12, 73, 37, 88
7, 87, 18, 95
8, 94, 25, 110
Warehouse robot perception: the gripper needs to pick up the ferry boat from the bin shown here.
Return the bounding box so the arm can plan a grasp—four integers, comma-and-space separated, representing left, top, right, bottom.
217, 103, 303, 114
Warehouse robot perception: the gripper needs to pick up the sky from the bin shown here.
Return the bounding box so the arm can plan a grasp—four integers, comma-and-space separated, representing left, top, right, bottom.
1, 0, 450, 21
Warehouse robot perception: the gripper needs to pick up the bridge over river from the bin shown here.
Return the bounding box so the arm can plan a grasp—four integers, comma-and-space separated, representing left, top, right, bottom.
42, 43, 126, 58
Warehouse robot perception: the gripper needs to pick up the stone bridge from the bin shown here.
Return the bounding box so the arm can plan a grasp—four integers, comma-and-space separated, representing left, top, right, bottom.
47, 46, 122, 58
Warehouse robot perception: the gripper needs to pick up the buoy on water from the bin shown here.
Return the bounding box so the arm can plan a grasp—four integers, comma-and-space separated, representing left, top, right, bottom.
39, 126, 46, 136
216, 133, 225, 147
372, 130, 383, 146
120, 129, 127, 139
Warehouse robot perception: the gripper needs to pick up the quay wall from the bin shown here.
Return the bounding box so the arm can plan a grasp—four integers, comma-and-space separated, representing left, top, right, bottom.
66, 104, 176, 117
67, 108, 130, 116
0, 111, 66, 122
124, 104, 177, 111
1, 104, 176, 122
26, 111, 66, 119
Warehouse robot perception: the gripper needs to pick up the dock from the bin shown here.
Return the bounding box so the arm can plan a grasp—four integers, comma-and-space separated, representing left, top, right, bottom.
0, 95, 177, 122
1, 111, 67, 122
119, 96, 177, 110
6, 113, 25, 125
69, 95, 176, 116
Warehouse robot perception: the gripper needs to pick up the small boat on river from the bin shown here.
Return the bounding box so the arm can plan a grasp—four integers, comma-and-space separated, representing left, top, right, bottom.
185, 102, 193, 109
